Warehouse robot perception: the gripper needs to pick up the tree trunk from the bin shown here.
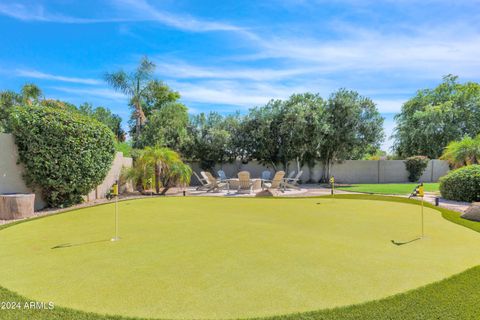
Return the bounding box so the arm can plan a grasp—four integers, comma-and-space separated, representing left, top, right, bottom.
321, 159, 331, 182
270, 161, 277, 172
134, 102, 147, 137
155, 164, 160, 194
307, 163, 314, 183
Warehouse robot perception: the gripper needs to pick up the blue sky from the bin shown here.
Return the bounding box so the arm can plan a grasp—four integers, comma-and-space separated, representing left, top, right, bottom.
1, 0, 479, 150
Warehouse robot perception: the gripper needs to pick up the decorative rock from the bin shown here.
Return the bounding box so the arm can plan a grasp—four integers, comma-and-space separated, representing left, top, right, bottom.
461, 202, 480, 222
0, 193, 35, 220
255, 189, 275, 197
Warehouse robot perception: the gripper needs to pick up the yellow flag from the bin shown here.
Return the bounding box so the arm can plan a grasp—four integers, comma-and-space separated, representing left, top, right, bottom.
330, 176, 335, 184
418, 185, 424, 197
112, 183, 119, 196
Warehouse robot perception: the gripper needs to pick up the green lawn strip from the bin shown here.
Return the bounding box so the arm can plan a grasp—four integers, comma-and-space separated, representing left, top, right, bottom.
336, 183, 439, 195
0, 194, 479, 320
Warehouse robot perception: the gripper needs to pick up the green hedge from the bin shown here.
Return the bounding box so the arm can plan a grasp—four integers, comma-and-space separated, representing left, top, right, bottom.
440, 165, 480, 202
9, 105, 115, 207
404, 156, 429, 182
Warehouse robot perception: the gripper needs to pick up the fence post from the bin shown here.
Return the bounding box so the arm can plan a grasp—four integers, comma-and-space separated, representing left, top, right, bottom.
377, 160, 380, 183
431, 160, 434, 182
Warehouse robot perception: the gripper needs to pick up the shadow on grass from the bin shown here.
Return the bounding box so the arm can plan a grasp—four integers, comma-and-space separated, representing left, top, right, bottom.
51, 239, 110, 249
390, 238, 422, 246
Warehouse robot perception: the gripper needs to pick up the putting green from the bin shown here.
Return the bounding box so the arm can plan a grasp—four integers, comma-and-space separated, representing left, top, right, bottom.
1, 197, 480, 319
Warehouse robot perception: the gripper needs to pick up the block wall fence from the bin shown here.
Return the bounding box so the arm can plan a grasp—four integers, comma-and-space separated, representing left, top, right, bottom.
189, 159, 450, 185
0, 133, 132, 210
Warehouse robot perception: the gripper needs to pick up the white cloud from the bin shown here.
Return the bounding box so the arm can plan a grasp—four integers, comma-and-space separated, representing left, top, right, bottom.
16, 69, 101, 85
171, 79, 334, 109
51, 86, 127, 101
174, 81, 277, 108
154, 59, 322, 81
0, 3, 127, 23
250, 32, 480, 80
112, 0, 253, 35
0, 1, 254, 37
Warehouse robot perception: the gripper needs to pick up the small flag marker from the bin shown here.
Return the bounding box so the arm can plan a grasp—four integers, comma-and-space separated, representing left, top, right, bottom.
330, 176, 335, 197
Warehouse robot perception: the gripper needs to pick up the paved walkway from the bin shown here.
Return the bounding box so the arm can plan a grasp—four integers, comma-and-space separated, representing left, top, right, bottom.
0, 185, 471, 226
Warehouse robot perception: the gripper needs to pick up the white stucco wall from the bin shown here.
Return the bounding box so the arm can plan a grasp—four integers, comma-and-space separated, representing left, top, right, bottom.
0, 133, 46, 210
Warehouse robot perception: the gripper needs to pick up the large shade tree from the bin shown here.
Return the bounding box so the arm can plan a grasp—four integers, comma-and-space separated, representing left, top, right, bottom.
184, 112, 237, 170
318, 89, 384, 181
393, 75, 480, 158
142, 80, 181, 118
136, 102, 189, 150
105, 56, 155, 139
78, 103, 126, 141
240, 94, 328, 173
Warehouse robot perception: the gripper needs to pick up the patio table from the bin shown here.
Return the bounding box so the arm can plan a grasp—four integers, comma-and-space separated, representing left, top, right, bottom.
226, 178, 263, 191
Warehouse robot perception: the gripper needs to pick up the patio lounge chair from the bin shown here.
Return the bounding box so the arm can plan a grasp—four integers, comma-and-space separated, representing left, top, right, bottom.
193, 171, 209, 190
283, 170, 303, 190
285, 170, 296, 180
217, 170, 228, 181
236, 171, 254, 194
261, 170, 272, 180
204, 171, 227, 192
263, 171, 286, 191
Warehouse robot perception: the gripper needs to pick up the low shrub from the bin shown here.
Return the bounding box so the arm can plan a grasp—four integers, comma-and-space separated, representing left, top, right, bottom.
9, 105, 115, 207
404, 156, 429, 182
440, 165, 480, 202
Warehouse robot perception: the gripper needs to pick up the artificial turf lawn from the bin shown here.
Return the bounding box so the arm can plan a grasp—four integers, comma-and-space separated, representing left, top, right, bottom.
336, 182, 439, 195
1, 196, 480, 319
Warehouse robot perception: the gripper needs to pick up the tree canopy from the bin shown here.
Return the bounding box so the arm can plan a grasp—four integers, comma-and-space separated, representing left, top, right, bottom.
181, 91, 384, 179
393, 75, 480, 159
319, 89, 384, 180
78, 103, 126, 141
136, 102, 189, 150
0, 84, 125, 143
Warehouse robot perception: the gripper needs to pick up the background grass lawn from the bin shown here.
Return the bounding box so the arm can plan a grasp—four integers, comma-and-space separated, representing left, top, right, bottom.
1, 196, 480, 319
337, 182, 440, 195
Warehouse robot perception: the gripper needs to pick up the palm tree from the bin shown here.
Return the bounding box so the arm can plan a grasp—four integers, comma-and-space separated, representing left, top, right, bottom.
21, 83, 42, 105
441, 135, 480, 168
162, 160, 192, 193
104, 56, 155, 138
141, 146, 181, 194
122, 153, 154, 192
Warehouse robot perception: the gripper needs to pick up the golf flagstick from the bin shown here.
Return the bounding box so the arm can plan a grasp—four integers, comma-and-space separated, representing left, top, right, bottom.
418, 183, 424, 238
391, 183, 424, 246
111, 181, 120, 242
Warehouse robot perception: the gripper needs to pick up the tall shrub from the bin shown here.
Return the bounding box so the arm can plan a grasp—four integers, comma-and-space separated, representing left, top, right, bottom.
440, 165, 480, 202
9, 105, 115, 207
404, 156, 429, 182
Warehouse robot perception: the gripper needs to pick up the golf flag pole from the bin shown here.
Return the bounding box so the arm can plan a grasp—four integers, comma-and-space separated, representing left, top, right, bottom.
418, 183, 425, 238
111, 181, 120, 242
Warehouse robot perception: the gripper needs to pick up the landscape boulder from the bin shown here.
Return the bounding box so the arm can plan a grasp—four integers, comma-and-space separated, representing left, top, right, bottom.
461, 202, 480, 222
